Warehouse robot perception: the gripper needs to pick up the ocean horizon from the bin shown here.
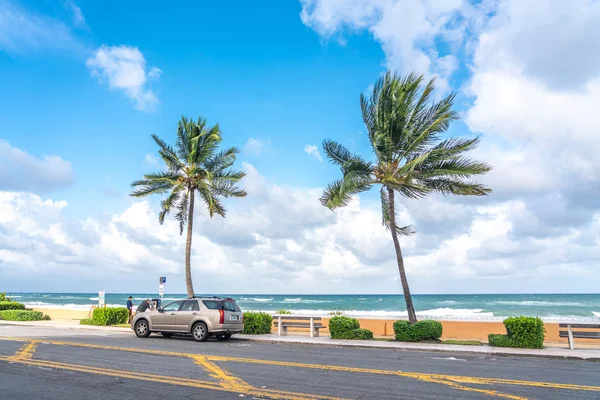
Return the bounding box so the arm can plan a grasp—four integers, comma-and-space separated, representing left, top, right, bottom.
7, 292, 600, 322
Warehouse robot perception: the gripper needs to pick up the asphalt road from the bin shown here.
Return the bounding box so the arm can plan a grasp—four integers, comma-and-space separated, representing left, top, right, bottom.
0, 326, 599, 400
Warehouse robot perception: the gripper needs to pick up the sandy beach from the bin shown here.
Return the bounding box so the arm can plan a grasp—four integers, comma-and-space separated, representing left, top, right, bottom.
31, 307, 598, 345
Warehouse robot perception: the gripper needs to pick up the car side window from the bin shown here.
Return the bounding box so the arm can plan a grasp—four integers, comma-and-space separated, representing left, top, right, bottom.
180, 300, 199, 312
162, 301, 183, 312
202, 300, 222, 310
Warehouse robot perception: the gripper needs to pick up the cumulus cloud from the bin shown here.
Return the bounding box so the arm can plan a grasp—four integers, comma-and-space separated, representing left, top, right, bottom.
2, 162, 599, 294
86, 45, 162, 111
299, 0, 482, 90
0, 140, 74, 193
304, 144, 323, 162
243, 138, 271, 157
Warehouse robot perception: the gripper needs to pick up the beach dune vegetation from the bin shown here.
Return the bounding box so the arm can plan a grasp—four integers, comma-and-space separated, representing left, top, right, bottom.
320, 72, 492, 324
130, 116, 247, 297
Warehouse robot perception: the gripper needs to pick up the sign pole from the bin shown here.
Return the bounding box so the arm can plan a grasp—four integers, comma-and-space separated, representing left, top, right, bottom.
159, 277, 166, 306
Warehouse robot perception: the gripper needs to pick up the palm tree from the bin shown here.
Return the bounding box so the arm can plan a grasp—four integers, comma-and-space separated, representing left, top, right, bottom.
321, 72, 492, 324
130, 116, 247, 298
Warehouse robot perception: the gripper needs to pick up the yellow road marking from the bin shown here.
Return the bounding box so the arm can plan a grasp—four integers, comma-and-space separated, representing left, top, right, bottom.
8, 340, 38, 361
193, 355, 252, 392
0, 337, 597, 396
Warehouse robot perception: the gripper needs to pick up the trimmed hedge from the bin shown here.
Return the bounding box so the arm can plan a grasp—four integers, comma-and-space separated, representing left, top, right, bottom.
393, 320, 443, 342
338, 328, 374, 340
488, 316, 545, 349
0, 301, 26, 311
80, 307, 128, 326
0, 310, 48, 321
329, 316, 360, 339
242, 312, 273, 334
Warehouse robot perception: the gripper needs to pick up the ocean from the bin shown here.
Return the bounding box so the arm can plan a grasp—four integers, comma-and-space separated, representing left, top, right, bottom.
6, 292, 600, 321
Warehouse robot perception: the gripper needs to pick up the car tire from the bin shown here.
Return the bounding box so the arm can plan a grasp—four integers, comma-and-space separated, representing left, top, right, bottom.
161, 332, 174, 338
216, 333, 231, 341
134, 319, 151, 338
192, 321, 209, 342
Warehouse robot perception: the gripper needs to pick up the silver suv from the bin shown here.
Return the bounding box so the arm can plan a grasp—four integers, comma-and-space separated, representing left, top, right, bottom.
131, 297, 244, 342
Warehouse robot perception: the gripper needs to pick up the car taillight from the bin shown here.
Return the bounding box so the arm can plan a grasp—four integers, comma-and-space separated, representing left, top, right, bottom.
219, 309, 224, 324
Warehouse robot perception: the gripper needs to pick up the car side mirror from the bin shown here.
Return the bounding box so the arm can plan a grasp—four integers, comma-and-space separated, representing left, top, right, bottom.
157, 307, 163, 312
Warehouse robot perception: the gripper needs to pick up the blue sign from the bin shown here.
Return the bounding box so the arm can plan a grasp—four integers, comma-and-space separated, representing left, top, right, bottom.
159, 276, 166, 284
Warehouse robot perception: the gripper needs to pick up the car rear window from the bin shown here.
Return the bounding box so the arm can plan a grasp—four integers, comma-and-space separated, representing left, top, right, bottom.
202, 300, 241, 312
223, 301, 240, 312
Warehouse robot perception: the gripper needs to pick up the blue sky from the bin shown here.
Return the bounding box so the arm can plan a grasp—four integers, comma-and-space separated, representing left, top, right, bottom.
2, 0, 600, 296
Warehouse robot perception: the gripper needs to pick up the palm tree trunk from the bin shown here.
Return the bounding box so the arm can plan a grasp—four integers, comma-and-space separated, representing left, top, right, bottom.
185, 190, 196, 298
387, 188, 417, 325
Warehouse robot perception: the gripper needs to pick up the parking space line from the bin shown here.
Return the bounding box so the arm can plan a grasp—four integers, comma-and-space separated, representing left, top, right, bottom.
8, 340, 39, 362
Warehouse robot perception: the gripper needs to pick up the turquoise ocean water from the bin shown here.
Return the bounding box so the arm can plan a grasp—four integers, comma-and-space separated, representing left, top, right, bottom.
6, 293, 600, 321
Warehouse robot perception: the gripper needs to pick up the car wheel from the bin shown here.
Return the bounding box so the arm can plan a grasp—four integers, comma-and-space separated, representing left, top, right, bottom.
134, 319, 151, 338
192, 322, 208, 342
216, 333, 231, 341
161, 332, 174, 338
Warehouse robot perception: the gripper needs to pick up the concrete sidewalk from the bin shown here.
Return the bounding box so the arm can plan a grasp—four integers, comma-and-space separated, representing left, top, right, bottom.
1, 319, 598, 361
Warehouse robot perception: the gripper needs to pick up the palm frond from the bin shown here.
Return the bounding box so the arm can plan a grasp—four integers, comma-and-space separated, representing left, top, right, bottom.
322, 140, 354, 166
420, 177, 491, 196
159, 186, 185, 224
209, 179, 247, 198
212, 169, 246, 181
380, 188, 416, 237
151, 134, 184, 171
174, 190, 189, 235
205, 147, 239, 173
130, 180, 175, 197
198, 185, 226, 217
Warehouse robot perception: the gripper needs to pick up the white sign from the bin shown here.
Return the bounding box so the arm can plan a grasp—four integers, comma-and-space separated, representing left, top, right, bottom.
159, 284, 164, 296
98, 290, 105, 307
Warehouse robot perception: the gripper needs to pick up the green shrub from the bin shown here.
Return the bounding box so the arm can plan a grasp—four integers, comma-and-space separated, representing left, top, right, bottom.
393, 320, 443, 342
242, 312, 273, 334
328, 309, 346, 316
488, 316, 545, 349
339, 328, 373, 340
0, 310, 46, 321
80, 318, 99, 326
0, 301, 26, 311
91, 307, 129, 326
329, 316, 360, 339
275, 309, 292, 315
0, 292, 11, 302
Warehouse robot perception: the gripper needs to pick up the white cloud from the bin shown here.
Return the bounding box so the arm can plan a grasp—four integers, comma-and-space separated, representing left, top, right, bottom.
86, 45, 161, 111
0, 140, 74, 193
64, 0, 86, 28
2, 162, 600, 294
304, 144, 323, 162
299, 0, 476, 89
243, 138, 271, 157
0, 0, 82, 54
465, 0, 600, 201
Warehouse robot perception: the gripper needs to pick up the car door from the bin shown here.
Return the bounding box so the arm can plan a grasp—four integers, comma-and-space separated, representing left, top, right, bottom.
151, 301, 183, 331
174, 300, 199, 331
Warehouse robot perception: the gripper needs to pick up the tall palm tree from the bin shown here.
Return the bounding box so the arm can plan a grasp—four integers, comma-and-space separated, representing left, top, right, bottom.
321, 72, 492, 324
131, 116, 246, 298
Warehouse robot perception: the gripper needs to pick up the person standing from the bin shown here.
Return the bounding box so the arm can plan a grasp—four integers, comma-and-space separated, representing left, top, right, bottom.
127, 296, 133, 323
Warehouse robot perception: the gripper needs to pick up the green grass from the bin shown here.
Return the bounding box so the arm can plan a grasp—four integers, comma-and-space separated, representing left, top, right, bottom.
442, 340, 483, 346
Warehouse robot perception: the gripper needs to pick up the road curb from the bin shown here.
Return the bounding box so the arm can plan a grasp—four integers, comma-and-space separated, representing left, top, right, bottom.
0, 321, 131, 333
231, 336, 600, 361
